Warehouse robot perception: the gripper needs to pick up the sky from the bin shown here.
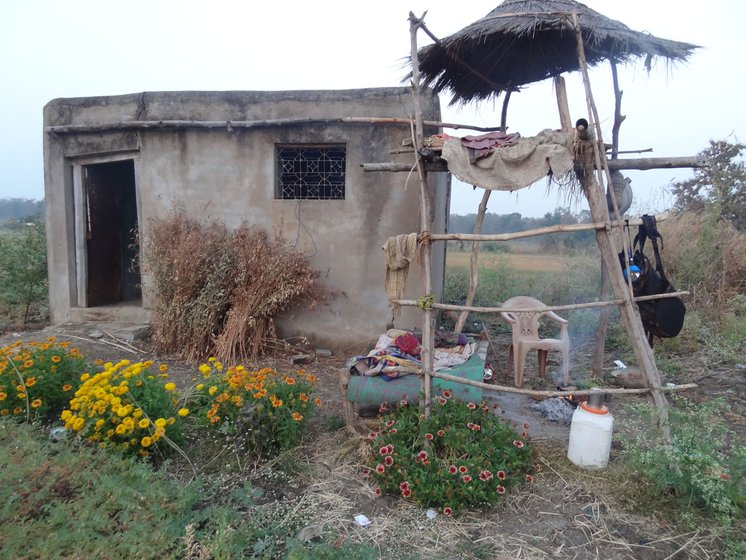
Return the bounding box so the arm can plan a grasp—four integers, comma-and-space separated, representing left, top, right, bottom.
1, 0, 743, 217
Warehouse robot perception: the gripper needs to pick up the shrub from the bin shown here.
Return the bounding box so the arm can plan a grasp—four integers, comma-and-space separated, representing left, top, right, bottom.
0, 337, 86, 422
618, 397, 745, 523
188, 361, 319, 457
365, 392, 533, 514
0, 220, 48, 326
61, 359, 185, 458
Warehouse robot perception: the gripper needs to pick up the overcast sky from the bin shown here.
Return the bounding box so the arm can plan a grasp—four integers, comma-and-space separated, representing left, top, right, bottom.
1, 0, 742, 216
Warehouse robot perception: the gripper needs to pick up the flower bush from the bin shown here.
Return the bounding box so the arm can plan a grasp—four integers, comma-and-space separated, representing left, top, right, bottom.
188, 360, 320, 456
365, 391, 533, 514
0, 337, 86, 422
61, 359, 185, 458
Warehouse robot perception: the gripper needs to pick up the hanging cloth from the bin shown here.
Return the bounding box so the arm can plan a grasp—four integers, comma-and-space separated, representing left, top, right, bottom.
383, 233, 419, 315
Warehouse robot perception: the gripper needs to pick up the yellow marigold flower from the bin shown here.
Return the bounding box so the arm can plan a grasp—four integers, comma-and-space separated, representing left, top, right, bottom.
133, 409, 143, 419
17, 393, 26, 400
62, 384, 72, 391
178, 408, 189, 417
291, 412, 303, 421
80, 373, 90, 381
51, 355, 61, 363
106, 429, 114, 438
115, 424, 127, 435
164, 382, 176, 391
61, 410, 72, 421
72, 417, 85, 431
167, 417, 175, 426
154, 418, 167, 429
31, 399, 42, 408
208, 385, 218, 395
138, 418, 149, 429
140, 436, 152, 447
159, 364, 169, 372
135, 380, 143, 387
0, 392, 6, 401
95, 419, 105, 429
25, 377, 36, 387
47, 336, 56, 342
16, 385, 25, 392
154, 427, 165, 437
117, 406, 129, 417
214, 361, 223, 371
208, 357, 216, 363
196, 383, 205, 391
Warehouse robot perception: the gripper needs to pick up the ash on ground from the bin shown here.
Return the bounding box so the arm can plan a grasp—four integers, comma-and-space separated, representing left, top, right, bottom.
530, 397, 575, 425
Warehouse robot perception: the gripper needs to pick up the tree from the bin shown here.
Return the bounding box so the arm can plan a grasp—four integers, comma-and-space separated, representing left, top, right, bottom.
672, 139, 746, 230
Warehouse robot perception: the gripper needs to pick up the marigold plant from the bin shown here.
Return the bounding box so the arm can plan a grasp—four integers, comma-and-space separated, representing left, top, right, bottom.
188, 360, 319, 456
60, 359, 185, 458
365, 392, 533, 514
0, 337, 86, 422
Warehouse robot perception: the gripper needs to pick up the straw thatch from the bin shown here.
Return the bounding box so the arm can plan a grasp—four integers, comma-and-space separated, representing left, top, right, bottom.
415, 0, 699, 104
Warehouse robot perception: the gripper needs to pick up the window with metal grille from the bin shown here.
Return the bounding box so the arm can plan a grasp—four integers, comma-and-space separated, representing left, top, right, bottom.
276, 144, 346, 200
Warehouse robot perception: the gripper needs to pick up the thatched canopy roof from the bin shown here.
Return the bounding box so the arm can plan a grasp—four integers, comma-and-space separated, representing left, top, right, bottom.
416, 0, 699, 104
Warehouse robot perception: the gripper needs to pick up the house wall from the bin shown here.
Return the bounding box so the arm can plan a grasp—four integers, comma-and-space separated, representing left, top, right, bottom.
43, 89, 448, 350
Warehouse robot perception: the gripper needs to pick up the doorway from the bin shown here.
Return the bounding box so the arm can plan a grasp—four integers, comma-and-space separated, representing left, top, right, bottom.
81, 159, 140, 307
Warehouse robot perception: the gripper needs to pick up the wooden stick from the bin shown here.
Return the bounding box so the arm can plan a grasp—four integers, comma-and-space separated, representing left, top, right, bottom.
455, 189, 491, 333
362, 156, 705, 173
47, 116, 502, 134
427, 369, 697, 397
554, 76, 572, 131
394, 289, 689, 313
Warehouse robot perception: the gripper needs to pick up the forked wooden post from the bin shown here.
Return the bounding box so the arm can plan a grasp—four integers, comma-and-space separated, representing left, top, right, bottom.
571, 12, 671, 440
409, 12, 435, 418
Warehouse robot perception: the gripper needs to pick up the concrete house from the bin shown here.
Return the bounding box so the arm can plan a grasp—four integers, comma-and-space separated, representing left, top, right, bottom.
43, 88, 448, 349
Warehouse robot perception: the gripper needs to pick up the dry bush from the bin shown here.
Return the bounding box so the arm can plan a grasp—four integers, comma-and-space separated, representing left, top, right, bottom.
658, 211, 746, 313
146, 209, 321, 362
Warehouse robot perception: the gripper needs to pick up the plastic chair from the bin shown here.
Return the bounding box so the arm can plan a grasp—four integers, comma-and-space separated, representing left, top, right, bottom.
501, 296, 570, 387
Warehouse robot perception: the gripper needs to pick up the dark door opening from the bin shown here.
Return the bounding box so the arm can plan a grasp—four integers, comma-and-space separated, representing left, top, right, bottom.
83, 160, 141, 307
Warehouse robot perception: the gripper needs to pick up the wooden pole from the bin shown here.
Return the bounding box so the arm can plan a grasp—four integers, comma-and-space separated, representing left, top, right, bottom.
455, 189, 490, 333
409, 12, 434, 419
554, 76, 572, 131
570, 11, 671, 440
362, 156, 706, 173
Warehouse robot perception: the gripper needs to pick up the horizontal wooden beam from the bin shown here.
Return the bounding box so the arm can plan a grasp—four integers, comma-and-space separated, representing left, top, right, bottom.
46, 117, 501, 135
363, 155, 706, 173
394, 290, 689, 314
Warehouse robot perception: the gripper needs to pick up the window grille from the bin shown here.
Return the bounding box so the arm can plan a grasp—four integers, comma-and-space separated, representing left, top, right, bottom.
276, 145, 346, 200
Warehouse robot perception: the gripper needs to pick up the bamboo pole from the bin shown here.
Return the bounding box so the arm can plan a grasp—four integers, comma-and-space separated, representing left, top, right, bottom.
554, 76, 572, 131
570, 11, 671, 441
362, 156, 705, 173
46, 116, 502, 135
409, 12, 435, 419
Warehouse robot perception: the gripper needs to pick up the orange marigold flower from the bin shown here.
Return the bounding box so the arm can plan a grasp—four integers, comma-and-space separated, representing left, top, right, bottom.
285, 377, 296, 385
291, 411, 303, 421
62, 384, 72, 391
314, 397, 322, 406
299, 393, 309, 402
25, 377, 37, 387
51, 355, 61, 363
31, 399, 42, 408
272, 398, 283, 408
24, 360, 33, 368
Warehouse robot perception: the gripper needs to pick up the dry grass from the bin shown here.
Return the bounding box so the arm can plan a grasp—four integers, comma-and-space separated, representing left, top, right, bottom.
146, 209, 321, 362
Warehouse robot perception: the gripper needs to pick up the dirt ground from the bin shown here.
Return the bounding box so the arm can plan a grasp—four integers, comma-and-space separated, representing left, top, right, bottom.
2, 323, 743, 559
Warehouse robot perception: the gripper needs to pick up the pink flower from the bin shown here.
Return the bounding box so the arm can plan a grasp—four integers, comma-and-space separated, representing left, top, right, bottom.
386, 444, 394, 454
368, 431, 379, 438
390, 428, 397, 434
523, 422, 530, 429
379, 402, 389, 413
376, 464, 385, 474
437, 397, 447, 405
525, 474, 534, 483
437, 429, 445, 437
379, 446, 390, 456
443, 506, 453, 516
375, 487, 381, 496
362, 468, 370, 477
467, 402, 476, 410
497, 470, 506, 480
513, 440, 524, 448
425, 433, 434, 440
417, 450, 428, 462
462, 475, 472, 483
467, 422, 475, 430
402, 489, 412, 498
522, 432, 528, 438
459, 466, 468, 474
479, 470, 492, 481
496, 485, 506, 494
386, 420, 395, 427
384, 456, 394, 467
448, 465, 458, 475
400, 398, 409, 406
442, 390, 452, 399
399, 481, 410, 491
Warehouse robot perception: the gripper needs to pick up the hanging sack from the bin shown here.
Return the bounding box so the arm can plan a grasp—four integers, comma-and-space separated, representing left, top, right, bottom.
618, 215, 686, 346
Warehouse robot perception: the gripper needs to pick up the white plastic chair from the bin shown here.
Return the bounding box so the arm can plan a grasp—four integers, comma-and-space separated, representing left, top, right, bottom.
501, 296, 570, 387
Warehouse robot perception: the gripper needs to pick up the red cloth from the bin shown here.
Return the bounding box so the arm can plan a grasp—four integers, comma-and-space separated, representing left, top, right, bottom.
394, 332, 421, 357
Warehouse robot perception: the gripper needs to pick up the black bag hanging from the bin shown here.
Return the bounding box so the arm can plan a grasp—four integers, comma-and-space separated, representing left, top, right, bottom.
619, 215, 686, 347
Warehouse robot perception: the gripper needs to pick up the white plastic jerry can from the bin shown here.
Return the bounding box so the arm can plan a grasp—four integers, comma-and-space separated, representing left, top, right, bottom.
567, 400, 614, 469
